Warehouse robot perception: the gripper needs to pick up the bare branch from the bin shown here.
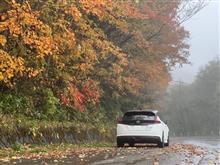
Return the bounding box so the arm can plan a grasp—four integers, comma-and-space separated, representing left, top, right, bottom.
177, 0, 207, 25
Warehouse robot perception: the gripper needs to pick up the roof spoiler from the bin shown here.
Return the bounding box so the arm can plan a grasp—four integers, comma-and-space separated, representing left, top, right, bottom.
126, 109, 159, 114
152, 110, 158, 114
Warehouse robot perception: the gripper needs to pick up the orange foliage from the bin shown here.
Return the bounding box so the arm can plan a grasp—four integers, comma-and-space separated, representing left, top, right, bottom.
0, 50, 25, 86
0, 1, 56, 86
60, 80, 102, 112
79, 0, 111, 19
66, 6, 82, 22
0, 0, 190, 111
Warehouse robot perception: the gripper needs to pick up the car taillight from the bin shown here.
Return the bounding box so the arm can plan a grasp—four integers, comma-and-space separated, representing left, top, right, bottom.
117, 117, 122, 124
154, 116, 161, 124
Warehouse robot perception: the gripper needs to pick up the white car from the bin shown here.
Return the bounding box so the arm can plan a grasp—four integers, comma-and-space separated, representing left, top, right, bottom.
117, 110, 169, 148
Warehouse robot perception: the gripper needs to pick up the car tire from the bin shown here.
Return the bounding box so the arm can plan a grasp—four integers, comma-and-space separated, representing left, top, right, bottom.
158, 132, 164, 148
117, 141, 124, 147
165, 135, 169, 147
128, 142, 134, 147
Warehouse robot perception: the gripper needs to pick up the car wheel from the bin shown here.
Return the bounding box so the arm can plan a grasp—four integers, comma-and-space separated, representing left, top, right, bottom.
117, 140, 124, 147
128, 142, 134, 147
158, 132, 164, 148
165, 135, 169, 147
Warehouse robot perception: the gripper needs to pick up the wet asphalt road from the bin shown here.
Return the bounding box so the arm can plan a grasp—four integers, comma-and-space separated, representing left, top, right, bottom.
0, 137, 219, 165
90, 137, 220, 165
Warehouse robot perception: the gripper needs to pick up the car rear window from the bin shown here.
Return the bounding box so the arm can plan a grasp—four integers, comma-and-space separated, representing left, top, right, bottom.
122, 111, 156, 124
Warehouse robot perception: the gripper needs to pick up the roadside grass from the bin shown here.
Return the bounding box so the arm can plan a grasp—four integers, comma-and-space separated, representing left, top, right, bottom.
0, 142, 116, 159
0, 115, 116, 160
0, 115, 116, 144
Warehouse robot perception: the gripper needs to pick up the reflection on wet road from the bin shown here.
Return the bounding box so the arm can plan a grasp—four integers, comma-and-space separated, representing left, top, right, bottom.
0, 137, 219, 165
90, 137, 219, 165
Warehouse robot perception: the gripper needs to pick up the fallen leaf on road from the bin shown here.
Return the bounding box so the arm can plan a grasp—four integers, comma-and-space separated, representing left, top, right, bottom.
79, 154, 86, 158
53, 159, 58, 162
11, 156, 18, 160
0, 158, 10, 162
153, 161, 159, 165
208, 160, 214, 163
119, 156, 126, 159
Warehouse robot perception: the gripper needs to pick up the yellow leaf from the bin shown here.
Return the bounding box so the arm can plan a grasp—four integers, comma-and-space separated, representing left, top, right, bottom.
0, 35, 7, 46
0, 72, 3, 81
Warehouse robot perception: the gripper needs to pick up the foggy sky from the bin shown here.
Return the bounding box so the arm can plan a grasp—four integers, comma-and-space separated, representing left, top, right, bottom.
171, 0, 219, 83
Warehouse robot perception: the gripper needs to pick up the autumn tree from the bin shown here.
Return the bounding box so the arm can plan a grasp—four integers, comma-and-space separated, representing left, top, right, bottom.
0, 0, 205, 120
0, 0, 127, 114
100, 0, 197, 110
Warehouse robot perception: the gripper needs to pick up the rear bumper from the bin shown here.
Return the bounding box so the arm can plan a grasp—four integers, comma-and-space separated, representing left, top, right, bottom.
117, 136, 160, 144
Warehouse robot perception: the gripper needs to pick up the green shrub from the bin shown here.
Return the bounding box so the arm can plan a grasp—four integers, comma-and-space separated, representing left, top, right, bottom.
41, 88, 60, 120
11, 142, 24, 152
0, 93, 33, 116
